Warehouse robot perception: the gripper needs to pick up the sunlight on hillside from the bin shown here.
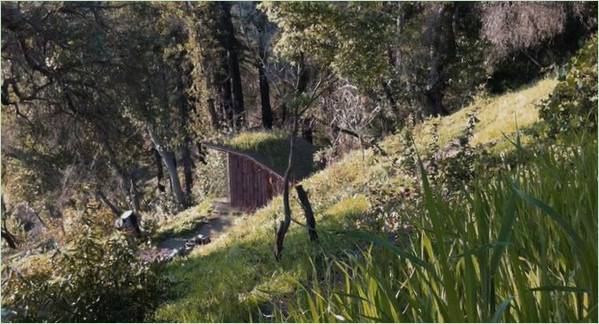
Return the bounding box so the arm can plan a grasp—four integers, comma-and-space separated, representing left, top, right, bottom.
3, 2, 595, 321
379, 77, 558, 156
227, 130, 288, 151
416, 77, 557, 147
154, 77, 560, 322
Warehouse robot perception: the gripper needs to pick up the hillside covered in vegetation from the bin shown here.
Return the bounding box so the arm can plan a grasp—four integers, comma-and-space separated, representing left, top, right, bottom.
1, 2, 597, 323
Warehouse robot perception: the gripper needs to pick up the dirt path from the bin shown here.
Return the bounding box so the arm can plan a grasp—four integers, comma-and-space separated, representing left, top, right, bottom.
159, 199, 240, 250
142, 198, 242, 262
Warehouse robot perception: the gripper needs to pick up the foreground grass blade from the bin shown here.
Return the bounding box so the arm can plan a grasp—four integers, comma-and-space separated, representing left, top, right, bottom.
512, 185, 585, 249
491, 296, 513, 322
336, 230, 435, 274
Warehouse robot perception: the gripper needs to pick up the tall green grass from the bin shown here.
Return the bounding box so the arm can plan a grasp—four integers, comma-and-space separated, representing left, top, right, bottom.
281, 134, 597, 322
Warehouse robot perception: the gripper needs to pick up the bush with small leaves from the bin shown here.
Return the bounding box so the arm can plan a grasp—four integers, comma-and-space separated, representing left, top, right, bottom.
193, 150, 228, 200
539, 34, 597, 138
2, 219, 166, 322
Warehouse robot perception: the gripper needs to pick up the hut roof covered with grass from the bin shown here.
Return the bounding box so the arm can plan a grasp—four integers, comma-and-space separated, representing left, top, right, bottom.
203, 131, 316, 211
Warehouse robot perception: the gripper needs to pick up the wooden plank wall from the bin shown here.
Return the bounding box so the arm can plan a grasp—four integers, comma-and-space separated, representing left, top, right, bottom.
228, 153, 285, 212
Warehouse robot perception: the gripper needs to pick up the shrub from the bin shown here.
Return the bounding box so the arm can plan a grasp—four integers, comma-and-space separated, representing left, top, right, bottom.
428, 110, 489, 196
2, 219, 166, 322
193, 149, 228, 200
539, 34, 597, 137
361, 176, 419, 236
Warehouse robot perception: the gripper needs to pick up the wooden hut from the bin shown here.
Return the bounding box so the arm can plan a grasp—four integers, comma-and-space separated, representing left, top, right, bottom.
203, 137, 315, 212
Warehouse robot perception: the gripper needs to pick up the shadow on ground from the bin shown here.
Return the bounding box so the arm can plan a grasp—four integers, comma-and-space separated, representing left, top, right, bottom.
154, 217, 365, 322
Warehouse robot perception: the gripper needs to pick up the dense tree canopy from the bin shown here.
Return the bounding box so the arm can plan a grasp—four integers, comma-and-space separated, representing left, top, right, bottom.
1, 0, 596, 248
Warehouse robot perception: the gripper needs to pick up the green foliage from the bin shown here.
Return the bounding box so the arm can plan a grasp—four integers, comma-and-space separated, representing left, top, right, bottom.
261, 2, 393, 89
193, 150, 228, 200
389, 3, 489, 114
428, 110, 488, 195
2, 221, 166, 322
395, 120, 419, 174
360, 175, 419, 235
396, 111, 490, 198
539, 35, 598, 137
282, 133, 598, 322
185, 2, 233, 135
324, 195, 369, 226
3, 4, 597, 322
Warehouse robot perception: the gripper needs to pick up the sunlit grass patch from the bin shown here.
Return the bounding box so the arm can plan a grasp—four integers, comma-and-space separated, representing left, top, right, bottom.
324, 195, 369, 221
226, 130, 316, 178
153, 199, 213, 242
418, 77, 557, 147
4, 252, 53, 276
227, 130, 288, 151
382, 77, 558, 156
154, 212, 363, 322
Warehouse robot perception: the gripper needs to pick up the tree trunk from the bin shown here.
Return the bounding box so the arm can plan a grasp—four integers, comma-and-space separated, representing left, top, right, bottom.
301, 117, 314, 144
163, 150, 184, 208
176, 74, 194, 200
181, 142, 193, 197
96, 190, 121, 216
97, 133, 138, 212
178, 59, 195, 198
258, 62, 273, 129
221, 75, 233, 127
424, 3, 456, 117
282, 54, 310, 125
101, 158, 135, 213
196, 142, 207, 165
275, 134, 294, 260
228, 51, 244, 128
382, 80, 401, 118
256, 13, 273, 129
384, 2, 402, 118
147, 127, 185, 208
219, 2, 244, 128
114, 171, 140, 214
2, 226, 17, 249
129, 176, 141, 213
295, 53, 310, 95
206, 98, 220, 130
295, 185, 317, 241
1, 196, 17, 249
274, 52, 318, 260
152, 148, 165, 193
424, 85, 449, 116
167, 157, 178, 194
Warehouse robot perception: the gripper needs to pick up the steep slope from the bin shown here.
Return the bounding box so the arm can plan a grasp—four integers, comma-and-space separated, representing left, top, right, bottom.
154, 77, 558, 322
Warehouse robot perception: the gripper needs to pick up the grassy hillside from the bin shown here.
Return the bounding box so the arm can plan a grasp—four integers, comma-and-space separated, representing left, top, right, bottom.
154, 77, 559, 321
384, 77, 558, 153
224, 131, 316, 179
